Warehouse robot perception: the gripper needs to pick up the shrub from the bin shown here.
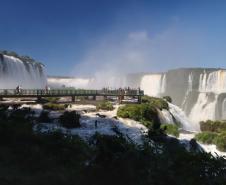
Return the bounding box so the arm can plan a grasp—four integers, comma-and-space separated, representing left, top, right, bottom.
200, 120, 226, 133
161, 124, 179, 137
214, 132, 226, 152
141, 95, 169, 110
195, 132, 218, 144
59, 111, 81, 128
117, 104, 160, 129
43, 103, 65, 111
163, 96, 172, 103
96, 101, 114, 111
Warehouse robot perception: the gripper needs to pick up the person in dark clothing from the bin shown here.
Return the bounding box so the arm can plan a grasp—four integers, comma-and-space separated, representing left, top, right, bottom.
95, 120, 98, 129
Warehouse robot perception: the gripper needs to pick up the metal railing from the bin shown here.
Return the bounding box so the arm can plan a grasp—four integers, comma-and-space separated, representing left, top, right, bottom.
0, 89, 144, 97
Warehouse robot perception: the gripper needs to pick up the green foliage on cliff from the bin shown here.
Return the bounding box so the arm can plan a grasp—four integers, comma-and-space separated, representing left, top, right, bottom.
200, 120, 226, 133
195, 130, 226, 152
195, 132, 218, 144
163, 96, 172, 103
213, 132, 226, 151
161, 124, 179, 137
117, 103, 160, 129
141, 95, 169, 110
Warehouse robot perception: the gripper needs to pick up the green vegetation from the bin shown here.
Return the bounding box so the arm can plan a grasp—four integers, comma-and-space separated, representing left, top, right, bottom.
161, 124, 179, 137
141, 95, 169, 110
0, 107, 225, 184
195, 131, 226, 152
195, 132, 218, 144
196, 120, 226, 151
200, 120, 226, 133
163, 96, 172, 103
117, 103, 160, 128
214, 132, 226, 151
59, 111, 81, 128
96, 101, 114, 111
43, 103, 65, 111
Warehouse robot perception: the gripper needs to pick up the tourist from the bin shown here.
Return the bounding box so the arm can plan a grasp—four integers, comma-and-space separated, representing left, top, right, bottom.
95, 120, 98, 129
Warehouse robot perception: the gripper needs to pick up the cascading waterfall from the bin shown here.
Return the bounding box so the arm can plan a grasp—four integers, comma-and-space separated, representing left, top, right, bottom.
189, 93, 217, 124
189, 70, 226, 123
140, 74, 165, 97
168, 103, 200, 132
0, 55, 47, 89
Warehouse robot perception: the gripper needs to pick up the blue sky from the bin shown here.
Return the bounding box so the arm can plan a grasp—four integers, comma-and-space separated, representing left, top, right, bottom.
1, 0, 226, 76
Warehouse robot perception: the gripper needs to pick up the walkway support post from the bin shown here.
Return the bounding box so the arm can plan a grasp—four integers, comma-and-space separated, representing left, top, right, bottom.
72, 96, 75, 102
37, 96, 42, 102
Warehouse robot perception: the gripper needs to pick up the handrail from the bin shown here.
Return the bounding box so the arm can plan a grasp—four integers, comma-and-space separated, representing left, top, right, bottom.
0, 89, 144, 96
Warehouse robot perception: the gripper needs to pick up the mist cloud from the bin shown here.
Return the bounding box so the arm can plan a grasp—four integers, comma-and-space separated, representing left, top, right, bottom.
71, 23, 204, 88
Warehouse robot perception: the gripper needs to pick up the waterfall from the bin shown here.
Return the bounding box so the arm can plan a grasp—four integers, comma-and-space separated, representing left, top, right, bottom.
168, 103, 199, 132
189, 93, 217, 124
199, 70, 226, 93
0, 55, 47, 89
159, 109, 174, 124
140, 74, 165, 97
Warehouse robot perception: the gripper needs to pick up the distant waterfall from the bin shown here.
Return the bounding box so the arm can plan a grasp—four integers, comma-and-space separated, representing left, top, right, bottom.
0, 55, 47, 89
189, 93, 217, 124
189, 70, 226, 122
199, 70, 226, 93
140, 74, 165, 97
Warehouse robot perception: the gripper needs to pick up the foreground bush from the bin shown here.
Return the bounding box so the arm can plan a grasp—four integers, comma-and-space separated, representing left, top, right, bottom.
161, 124, 179, 137
200, 120, 226, 133
0, 107, 226, 185
141, 95, 169, 110
59, 111, 81, 128
195, 132, 218, 144
43, 103, 65, 110
96, 101, 114, 111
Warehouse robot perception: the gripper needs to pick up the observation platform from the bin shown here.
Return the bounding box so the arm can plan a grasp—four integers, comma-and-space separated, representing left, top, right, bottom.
0, 89, 144, 103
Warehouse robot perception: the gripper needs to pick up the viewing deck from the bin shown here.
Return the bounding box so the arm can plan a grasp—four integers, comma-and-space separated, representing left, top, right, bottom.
0, 89, 144, 103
